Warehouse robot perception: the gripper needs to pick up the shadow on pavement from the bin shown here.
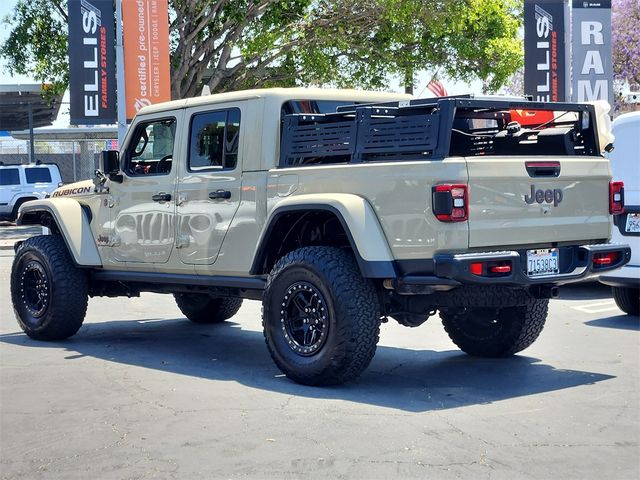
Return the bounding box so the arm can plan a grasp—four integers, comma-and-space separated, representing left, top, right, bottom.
0, 318, 614, 413
585, 314, 640, 331
558, 281, 613, 301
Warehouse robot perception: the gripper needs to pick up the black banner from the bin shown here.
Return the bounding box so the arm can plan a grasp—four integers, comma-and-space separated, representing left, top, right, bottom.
524, 0, 569, 102
68, 0, 116, 125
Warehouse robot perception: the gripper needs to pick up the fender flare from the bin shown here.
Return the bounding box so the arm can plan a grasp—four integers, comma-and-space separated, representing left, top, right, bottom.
17, 198, 102, 267
251, 193, 396, 278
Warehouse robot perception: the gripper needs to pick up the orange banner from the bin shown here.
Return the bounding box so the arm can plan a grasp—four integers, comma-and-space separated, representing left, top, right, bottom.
122, 0, 171, 120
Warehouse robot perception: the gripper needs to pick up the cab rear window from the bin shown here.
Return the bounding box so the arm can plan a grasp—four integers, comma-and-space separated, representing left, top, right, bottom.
25, 168, 52, 184
0, 169, 20, 185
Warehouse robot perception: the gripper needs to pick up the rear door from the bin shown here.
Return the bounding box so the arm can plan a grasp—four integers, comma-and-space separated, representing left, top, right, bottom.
175, 102, 244, 265
24, 166, 55, 197
466, 156, 611, 248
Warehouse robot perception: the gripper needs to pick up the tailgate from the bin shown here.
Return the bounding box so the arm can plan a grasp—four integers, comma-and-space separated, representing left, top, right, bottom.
467, 156, 611, 248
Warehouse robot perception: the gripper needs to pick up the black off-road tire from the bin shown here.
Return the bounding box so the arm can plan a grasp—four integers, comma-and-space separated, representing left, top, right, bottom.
262, 246, 381, 386
11, 235, 88, 340
440, 298, 549, 357
174, 293, 243, 324
612, 287, 639, 316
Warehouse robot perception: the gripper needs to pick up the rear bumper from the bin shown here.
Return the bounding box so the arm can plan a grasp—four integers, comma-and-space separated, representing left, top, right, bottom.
599, 265, 640, 289
394, 243, 631, 292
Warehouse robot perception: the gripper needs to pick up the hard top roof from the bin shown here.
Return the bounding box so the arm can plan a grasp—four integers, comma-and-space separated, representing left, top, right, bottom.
136, 87, 412, 116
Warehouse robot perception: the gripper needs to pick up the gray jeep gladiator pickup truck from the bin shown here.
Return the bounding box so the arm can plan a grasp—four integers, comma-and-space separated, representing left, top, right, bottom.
10, 88, 630, 385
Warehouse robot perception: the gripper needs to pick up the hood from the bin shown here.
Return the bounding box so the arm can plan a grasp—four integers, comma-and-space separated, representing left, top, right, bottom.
50, 179, 95, 198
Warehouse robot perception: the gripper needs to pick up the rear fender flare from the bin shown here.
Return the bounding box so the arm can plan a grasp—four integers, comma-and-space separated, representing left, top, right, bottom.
252, 194, 396, 278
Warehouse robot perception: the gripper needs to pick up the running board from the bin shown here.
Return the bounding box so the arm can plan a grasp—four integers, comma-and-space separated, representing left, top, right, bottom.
91, 270, 266, 300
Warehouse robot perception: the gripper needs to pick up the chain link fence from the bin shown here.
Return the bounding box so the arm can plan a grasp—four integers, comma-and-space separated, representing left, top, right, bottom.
0, 138, 118, 183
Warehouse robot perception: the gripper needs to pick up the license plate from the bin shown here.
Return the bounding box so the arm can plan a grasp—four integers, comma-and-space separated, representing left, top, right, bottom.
625, 213, 640, 233
527, 248, 559, 277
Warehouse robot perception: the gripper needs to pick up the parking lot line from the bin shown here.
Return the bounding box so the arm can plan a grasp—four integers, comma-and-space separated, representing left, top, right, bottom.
571, 301, 621, 314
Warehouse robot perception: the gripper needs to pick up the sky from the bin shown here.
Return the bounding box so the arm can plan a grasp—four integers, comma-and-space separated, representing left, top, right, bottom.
0, 0, 482, 129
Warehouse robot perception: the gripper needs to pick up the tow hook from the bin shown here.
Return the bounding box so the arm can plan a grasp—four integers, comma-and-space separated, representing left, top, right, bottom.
532, 285, 559, 299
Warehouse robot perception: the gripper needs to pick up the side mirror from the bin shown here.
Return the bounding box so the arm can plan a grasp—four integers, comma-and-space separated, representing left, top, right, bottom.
100, 150, 123, 183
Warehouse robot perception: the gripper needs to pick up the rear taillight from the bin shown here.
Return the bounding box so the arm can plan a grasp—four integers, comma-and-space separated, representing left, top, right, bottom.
593, 251, 620, 267
609, 181, 624, 214
470, 260, 512, 277
432, 184, 468, 222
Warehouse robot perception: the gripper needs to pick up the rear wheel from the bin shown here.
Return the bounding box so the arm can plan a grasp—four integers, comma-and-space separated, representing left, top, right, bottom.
440, 299, 548, 357
612, 287, 639, 316
174, 293, 243, 324
11, 235, 88, 340
262, 246, 381, 386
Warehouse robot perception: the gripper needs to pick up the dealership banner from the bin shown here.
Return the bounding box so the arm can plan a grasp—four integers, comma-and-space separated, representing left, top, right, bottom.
524, 0, 570, 102
67, 0, 116, 125
571, 1, 613, 104
122, 0, 171, 121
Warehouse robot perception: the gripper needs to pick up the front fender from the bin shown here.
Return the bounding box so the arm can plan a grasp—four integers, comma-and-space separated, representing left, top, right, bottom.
254, 193, 396, 278
18, 198, 102, 267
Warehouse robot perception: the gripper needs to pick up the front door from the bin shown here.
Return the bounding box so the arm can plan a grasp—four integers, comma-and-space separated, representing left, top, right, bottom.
175, 103, 244, 265
110, 115, 180, 264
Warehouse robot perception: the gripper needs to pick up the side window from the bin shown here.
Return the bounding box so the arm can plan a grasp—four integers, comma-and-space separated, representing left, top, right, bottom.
0, 169, 20, 186
189, 109, 241, 171
125, 118, 176, 176
25, 168, 52, 184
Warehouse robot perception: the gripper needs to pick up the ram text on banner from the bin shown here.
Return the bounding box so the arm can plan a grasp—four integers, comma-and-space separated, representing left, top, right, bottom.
122, 0, 171, 121
68, 0, 116, 125
523, 0, 570, 102
571, 1, 613, 104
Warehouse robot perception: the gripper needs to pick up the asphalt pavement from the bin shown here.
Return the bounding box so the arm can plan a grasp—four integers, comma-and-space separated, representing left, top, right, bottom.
0, 248, 638, 479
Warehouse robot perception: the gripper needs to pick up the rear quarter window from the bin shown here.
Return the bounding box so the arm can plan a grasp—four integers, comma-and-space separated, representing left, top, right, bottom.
25, 168, 52, 184
0, 169, 20, 186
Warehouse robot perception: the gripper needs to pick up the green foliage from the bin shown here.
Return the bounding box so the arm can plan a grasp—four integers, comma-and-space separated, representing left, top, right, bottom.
0, 0, 68, 100
0, 0, 523, 99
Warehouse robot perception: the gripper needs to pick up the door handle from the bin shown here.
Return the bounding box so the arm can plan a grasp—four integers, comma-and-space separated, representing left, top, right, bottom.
209, 189, 231, 200
152, 192, 172, 202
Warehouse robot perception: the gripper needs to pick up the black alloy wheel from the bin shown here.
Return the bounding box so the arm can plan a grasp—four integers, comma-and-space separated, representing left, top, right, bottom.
280, 281, 329, 356
19, 259, 51, 321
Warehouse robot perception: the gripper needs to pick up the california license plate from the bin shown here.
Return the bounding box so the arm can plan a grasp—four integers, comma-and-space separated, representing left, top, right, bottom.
625, 213, 640, 233
527, 248, 559, 276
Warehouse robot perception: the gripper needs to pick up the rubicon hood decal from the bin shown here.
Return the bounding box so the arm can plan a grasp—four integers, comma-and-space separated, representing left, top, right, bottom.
51, 180, 95, 198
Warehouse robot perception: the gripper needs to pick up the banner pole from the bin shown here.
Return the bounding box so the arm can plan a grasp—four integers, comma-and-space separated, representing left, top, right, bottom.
115, 0, 127, 148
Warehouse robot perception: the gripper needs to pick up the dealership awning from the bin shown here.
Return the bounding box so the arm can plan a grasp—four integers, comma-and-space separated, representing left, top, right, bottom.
0, 84, 62, 131
0, 84, 63, 163
10, 126, 117, 141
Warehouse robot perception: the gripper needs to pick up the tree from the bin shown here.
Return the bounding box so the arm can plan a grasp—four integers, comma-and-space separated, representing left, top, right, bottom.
612, 0, 640, 113
612, 0, 640, 90
0, 0, 68, 98
1, 0, 522, 100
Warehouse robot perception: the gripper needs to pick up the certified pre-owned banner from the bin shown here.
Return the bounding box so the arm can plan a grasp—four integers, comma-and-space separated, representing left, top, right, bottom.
524, 0, 570, 102
571, 1, 613, 104
122, 0, 171, 121
68, 0, 116, 125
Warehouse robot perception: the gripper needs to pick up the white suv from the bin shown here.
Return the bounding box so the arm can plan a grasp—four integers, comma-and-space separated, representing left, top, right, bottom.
0, 163, 62, 221
599, 112, 640, 315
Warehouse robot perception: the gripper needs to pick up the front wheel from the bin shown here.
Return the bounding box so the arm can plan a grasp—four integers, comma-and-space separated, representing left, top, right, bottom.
440, 299, 549, 357
262, 246, 381, 386
11, 235, 88, 340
